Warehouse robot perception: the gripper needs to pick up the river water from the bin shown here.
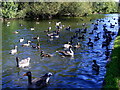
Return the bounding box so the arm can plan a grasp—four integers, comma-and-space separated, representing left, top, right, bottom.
1, 14, 119, 88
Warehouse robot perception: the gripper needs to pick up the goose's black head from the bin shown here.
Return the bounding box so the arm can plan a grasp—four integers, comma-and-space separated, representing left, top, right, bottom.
69, 45, 72, 49
44, 72, 53, 77
41, 50, 44, 54
23, 71, 32, 77
93, 60, 96, 64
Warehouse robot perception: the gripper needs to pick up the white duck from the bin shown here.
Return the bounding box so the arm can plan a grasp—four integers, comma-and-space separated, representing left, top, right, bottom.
16, 57, 30, 68
19, 38, 24, 42
10, 46, 17, 55
30, 28, 35, 31
22, 40, 31, 47
7, 22, 10, 26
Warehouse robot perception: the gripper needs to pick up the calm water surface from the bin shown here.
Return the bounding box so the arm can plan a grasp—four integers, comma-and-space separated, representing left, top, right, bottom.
2, 14, 119, 88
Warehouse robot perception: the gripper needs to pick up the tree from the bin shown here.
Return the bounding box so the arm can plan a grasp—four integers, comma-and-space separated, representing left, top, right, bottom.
2, 2, 18, 18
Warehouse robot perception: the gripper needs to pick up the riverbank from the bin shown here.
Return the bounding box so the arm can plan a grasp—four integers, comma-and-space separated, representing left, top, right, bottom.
103, 29, 120, 88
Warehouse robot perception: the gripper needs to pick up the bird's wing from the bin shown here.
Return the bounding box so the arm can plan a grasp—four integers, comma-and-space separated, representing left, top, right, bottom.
32, 77, 47, 86
19, 59, 28, 64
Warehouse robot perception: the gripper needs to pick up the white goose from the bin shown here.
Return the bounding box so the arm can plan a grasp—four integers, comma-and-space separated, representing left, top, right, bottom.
16, 57, 30, 68
19, 38, 24, 42
22, 40, 31, 47
10, 46, 17, 55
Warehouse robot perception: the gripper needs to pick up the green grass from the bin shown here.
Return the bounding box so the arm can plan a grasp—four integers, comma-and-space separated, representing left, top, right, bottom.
103, 31, 120, 88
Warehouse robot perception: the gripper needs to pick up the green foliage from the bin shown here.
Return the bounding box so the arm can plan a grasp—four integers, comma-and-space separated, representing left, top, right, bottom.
2, 2, 18, 18
59, 2, 92, 17
1, 2, 119, 19
104, 34, 120, 88
92, 2, 118, 13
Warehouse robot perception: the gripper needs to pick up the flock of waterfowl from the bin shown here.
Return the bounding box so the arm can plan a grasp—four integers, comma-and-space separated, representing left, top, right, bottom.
7, 16, 118, 88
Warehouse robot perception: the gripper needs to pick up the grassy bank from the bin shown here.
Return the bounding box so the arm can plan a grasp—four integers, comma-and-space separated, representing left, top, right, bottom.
104, 30, 120, 88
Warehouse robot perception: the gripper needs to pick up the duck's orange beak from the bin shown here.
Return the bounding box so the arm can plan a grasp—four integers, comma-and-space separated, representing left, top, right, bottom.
23, 73, 27, 76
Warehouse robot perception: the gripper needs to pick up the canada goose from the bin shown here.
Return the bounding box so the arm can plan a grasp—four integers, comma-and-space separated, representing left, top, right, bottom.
108, 20, 110, 22
93, 26, 98, 30
75, 28, 81, 33
87, 38, 93, 47
89, 30, 94, 34
63, 42, 72, 49
56, 22, 61, 29
23, 71, 52, 88
103, 24, 107, 28
37, 43, 40, 49
81, 27, 87, 33
19, 38, 24, 42
10, 46, 17, 55
44, 27, 52, 33
47, 31, 59, 38
16, 57, 30, 68
40, 50, 53, 57
110, 23, 115, 28
32, 36, 40, 40
65, 25, 71, 31
102, 41, 108, 48
22, 40, 31, 47
111, 32, 116, 36
115, 22, 117, 24
74, 42, 81, 49
57, 46, 74, 57
50, 32, 60, 38
92, 60, 99, 74
78, 34, 84, 40
94, 33, 100, 41
19, 24, 23, 26
31, 43, 40, 49
47, 32, 54, 37
82, 23, 86, 27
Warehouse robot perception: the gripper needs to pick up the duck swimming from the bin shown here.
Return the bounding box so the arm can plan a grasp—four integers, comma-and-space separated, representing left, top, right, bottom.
57, 46, 74, 57
40, 50, 53, 57
13, 31, 19, 34
16, 57, 30, 68
10, 46, 17, 55
23, 71, 52, 88
31, 43, 40, 49
94, 33, 100, 41
32, 36, 40, 40
63, 42, 72, 49
74, 42, 81, 49
22, 40, 31, 47
92, 60, 100, 75
30, 28, 35, 31
19, 38, 24, 42
87, 38, 93, 47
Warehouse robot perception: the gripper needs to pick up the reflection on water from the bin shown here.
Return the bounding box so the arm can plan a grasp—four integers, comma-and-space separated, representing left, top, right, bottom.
2, 14, 119, 88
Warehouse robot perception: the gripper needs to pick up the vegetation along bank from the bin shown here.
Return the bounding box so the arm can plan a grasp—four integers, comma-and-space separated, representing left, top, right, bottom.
104, 25, 120, 88
1, 2, 119, 20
